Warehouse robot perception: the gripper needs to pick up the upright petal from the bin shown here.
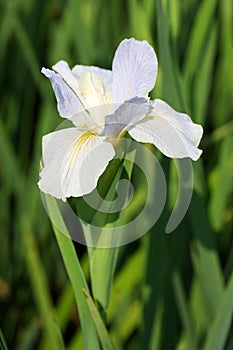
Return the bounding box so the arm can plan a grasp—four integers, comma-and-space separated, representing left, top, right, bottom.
38, 128, 115, 200
129, 99, 203, 161
42, 68, 83, 120
72, 65, 112, 97
112, 38, 158, 103
77, 70, 112, 127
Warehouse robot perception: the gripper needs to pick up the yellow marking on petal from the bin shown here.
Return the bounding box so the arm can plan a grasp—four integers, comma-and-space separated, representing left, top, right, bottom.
76, 131, 94, 151
63, 132, 94, 183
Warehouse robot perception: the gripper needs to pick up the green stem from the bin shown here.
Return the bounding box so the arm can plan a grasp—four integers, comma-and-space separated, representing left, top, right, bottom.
45, 195, 100, 350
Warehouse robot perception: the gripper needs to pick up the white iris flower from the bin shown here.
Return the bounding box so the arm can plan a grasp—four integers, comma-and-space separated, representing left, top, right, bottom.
38, 38, 203, 201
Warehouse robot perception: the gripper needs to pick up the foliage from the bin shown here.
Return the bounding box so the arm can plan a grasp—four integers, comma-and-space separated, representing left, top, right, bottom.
0, 0, 233, 349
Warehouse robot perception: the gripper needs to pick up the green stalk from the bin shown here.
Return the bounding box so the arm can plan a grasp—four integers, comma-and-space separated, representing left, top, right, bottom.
86, 146, 136, 316
45, 195, 100, 350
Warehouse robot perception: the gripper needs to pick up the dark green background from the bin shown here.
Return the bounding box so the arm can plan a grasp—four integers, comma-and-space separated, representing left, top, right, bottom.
0, 0, 233, 349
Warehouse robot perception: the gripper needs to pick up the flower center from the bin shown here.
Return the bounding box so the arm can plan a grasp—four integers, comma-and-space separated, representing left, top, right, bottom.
79, 71, 112, 132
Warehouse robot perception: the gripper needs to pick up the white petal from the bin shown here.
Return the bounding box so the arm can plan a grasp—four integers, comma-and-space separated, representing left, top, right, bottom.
72, 65, 112, 96
52, 60, 82, 98
42, 68, 83, 120
112, 38, 158, 103
73, 67, 114, 130
38, 128, 115, 200
102, 97, 150, 138
129, 99, 203, 160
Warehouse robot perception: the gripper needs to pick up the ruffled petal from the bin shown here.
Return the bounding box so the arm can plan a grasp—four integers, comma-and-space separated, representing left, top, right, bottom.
112, 38, 158, 103
129, 99, 203, 160
38, 128, 115, 200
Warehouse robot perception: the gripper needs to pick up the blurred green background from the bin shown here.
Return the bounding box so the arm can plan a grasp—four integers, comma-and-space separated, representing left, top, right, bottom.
0, 0, 233, 349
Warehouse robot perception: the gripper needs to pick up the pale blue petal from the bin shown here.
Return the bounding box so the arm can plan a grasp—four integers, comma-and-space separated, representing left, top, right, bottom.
112, 38, 158, 103
52, 60, 81, 97
42, 68, 83, 120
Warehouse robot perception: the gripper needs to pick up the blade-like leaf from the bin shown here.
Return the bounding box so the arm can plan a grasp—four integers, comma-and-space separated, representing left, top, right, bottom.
0, 328, 8, 350
183, 0, 218, 86
86, 146, 136, 313
209, 135, 233, 231
82, 288, 115, 350
190, 189, 224, 318
45, 195, 100, 350
203, 271, 233, 350
22, 221, 61, 350
173, 271, 198, 350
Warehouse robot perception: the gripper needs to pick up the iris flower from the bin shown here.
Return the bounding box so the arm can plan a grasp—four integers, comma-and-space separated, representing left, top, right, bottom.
38, 38, 203, 200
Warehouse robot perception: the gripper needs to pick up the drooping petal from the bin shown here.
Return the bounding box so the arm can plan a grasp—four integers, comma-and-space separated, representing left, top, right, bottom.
112, 38, 158, 103
38, 128, 115, 200
101, 97, 150, 138
42, 68, 83, 120
128, 99, 203, 160
72, 65, 112, 97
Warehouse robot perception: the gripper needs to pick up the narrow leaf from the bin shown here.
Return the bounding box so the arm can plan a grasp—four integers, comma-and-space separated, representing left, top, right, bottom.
0, 328, 8, 350
173, 272, 198, 350
203, 271, 233, 350
45, 195, 100, 350
82, 288, 115, 350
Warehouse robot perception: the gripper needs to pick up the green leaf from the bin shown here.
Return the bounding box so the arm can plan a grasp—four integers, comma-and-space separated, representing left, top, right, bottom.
192, 23, 217, 124
55, 284, 75, 332
128, 0, 153, 43
84, 158, 124, 313
45, 195, 100, 350
209, 135, 233, 231
86, 145, 136, 313
190, 189, 224, 318
82, 288, 115, 350
21, 221, 61, 350
0, 328, 8, 350
187, 160, 225, 323
203, 271, 233, 350
156, 0, 186, 110
108, 247, 145, 319
183, 0, 218, 86
168, 0, 181, 40
173, 272, 198, 350
189, 277, 212, 342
